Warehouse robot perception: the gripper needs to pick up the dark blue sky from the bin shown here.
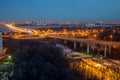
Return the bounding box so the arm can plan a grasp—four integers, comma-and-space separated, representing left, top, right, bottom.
0, 0, 120, 22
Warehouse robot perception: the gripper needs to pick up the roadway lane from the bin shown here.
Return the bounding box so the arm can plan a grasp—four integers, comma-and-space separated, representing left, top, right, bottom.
4, 24, 34, 34
49, 36, 120, 46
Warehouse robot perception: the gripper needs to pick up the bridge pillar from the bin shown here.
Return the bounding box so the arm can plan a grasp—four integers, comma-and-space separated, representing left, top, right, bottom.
74, 42, 77, 50
87, 44, 90, 53
80, 42, 83, 47
104, 44, 107, 57
0, 32, 2, 55
109, 45, 111, 55
92, 44, 95, 51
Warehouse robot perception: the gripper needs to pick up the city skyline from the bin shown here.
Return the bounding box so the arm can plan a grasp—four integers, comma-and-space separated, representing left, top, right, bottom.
0, 0, 120, 22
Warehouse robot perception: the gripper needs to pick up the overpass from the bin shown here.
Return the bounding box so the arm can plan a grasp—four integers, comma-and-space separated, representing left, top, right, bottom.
48, 36, 120, 57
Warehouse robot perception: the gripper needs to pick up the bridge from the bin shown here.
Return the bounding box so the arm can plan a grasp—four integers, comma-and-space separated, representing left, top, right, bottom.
48, 36, 120, 57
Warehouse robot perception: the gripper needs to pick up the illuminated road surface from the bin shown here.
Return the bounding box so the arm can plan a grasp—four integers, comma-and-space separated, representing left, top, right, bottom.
49, 36, 120, 46
4, 24, 34, 34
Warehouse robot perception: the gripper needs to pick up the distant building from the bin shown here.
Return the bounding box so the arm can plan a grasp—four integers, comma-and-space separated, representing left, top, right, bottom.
0, 32, 2, 55
86, 23, 95, 27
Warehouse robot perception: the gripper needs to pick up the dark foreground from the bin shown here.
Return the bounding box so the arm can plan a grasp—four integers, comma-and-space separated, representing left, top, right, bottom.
6, 38, 84, 80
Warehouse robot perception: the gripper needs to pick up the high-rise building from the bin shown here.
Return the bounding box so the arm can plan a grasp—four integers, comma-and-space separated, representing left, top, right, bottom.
0, 32, 2, 55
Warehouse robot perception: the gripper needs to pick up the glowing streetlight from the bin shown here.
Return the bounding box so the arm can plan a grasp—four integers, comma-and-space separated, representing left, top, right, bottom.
8, 55, 12, 61
109, 35, 113, 41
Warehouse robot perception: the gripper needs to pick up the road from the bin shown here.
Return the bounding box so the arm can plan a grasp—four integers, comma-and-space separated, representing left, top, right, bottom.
4, 24, 34, 34
49, 36, 120, 46
3, 23, 120, 46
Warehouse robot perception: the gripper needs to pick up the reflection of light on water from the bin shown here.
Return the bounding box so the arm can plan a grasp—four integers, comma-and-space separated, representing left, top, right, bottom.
69, 59, 120, 80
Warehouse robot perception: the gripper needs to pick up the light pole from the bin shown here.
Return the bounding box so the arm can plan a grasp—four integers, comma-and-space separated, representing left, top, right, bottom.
109, 35, 113, 41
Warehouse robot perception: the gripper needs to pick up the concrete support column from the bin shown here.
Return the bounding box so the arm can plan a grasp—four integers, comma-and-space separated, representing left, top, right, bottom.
80, 42, 83, 47
87, 44, 90, 53
92, 44, 95, 52
109, 45, 111, 55
104, 44, 107, 57
74, 42, 77, 50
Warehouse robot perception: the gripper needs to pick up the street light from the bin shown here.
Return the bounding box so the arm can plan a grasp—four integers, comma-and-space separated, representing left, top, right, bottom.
109, 35, 113, 41
8, 55, 12, 62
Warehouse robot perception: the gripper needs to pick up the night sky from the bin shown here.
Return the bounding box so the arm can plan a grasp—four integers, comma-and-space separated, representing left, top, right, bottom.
0, 0, 120, 22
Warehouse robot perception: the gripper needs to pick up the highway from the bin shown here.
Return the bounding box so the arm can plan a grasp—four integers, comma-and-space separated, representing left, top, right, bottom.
4, 24, 34, 34
3, 23, 120, 46
48, 36, 120, 46
12, 34, 43, 40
